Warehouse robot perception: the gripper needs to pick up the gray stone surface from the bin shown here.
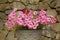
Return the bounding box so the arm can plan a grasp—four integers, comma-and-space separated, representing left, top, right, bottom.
27, 4, 38, 10
47, 0, 56, 8
16, 30, 41, 40
42, 29, 56, 38
46, 9, 57, 17
6, 31, 15, 40
56, 33, 60, 40
20, 0, 28, 5
38, 2, 50, 10
7, 0, 13, 2
0, 4, 11, 11
5, 10, 12, 15
11, 2, 25, 10
0, 0, 7, 3
51, 23, 60, 33
56, 15, 60, 23
28, 0, 39, 4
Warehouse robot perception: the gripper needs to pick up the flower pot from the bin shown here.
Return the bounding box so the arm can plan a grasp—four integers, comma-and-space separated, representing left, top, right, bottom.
16, 30, 41, 40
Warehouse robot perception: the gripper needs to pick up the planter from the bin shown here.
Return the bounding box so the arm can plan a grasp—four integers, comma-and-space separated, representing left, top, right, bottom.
16, 30, 42, 40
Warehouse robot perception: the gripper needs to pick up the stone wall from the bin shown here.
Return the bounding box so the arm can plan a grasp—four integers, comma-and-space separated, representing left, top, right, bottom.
0, 0, 60, 40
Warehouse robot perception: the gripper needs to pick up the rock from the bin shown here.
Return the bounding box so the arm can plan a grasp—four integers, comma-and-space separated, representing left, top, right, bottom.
6, 31, 15, 40
46, 0, 56, 8
0, 29, 8, 40
0, 13, 7, 20
55, 0, 60, 8
58, 11, 60, 15
38, 2, 50, 10
7, 0, 13, 2
0, 21, 4, 29
56, 15, 60, 23
56, 33, 60, 40
14, 38, 18, 40
46, 9, 57, 17
5, 10, 12, 15
42, 0, 50, 3
27, 4, 38, 10
0, 4, 6, 11
52, 38, 57, 40
0, 12, 2, 17
42, 29, 56, 38
40, 36, 49, 40
51, 23, 60, 33
11, 2, 25, 10
56, 7, 60, 11
28, 0, 39, 4
16, 30, 41, 40
5, 4, 11, 10
14, 0, 21, 1
20, 0, 28, 5
0, 4, 11, 11
0, 0, 7, 3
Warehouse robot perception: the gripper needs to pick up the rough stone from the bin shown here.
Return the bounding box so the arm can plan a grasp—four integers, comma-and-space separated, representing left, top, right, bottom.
27, 4, 38, 10
5, 10, 12, 15
58, 12, 60, 15
6, 31, 15, 40
0, 4, 6, 11
42, 0, 50, 3
16, 30, 41, 40
42, 29, 56, 38
38, 2, 50, 10
40, 36, 49, 40
20, 0, 28, 5
56, 15, 60, 23
46, 0, 56, 8
51, 23, 60, 33
0, 0, 7, 3
56, 8, 60, 11
14, 0, 21, 1
52, 38, 57, 40
11, 2, 25, 10
0, 21, 4, 29
56, 33, 60, 40
5, 4, 11, 10
55, 0, 60, 8
0, 4, 11, 11
7, 0, 13, 2
28, 0, 39, 4
0, 12, 2, 17
0, 29, 8, 40
0, 13, 7, 20
46, 9, 57, 17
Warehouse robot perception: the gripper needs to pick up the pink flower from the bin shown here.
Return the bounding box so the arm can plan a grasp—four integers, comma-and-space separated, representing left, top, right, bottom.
39, 10, 46, 16
40, 19, 48, 25
27, 11, 33, 19
46, 16, 51, 22
5, 20, 15, 29
8, 8, 17, 20
18, 11, 26, 18
27, 22, 33, 29
16, 19, 23, 26
5, 8, 57, 29
33, 23, 39, 29
51, 17, 57, 24
33, 18, 40, 24
33, 11, 38, 15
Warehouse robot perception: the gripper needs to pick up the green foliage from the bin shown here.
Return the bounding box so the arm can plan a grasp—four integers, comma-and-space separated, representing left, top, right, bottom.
14, 24, 44, 30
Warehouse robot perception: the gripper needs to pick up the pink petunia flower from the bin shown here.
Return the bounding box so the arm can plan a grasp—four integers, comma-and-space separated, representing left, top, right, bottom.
33, 11, 38, 15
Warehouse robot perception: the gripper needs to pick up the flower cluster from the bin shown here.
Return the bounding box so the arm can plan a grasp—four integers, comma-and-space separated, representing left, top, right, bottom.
5, 8, 57, 29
